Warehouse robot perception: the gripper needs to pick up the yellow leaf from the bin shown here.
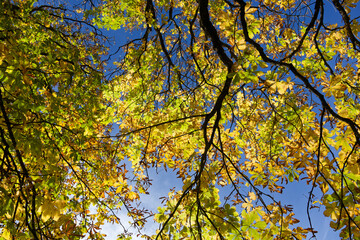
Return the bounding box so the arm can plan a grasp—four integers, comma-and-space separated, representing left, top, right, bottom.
0, 55, 5, 65
246, 7, 257, 14
337, 108, 348, 117
238, 39, 247, 50
219, 179, 227, 186
116, 186, 124, 194
276, 81, 289, 95
242, 199, 253, 212
127, 191, 138, 201
39, 199, 61, 222
330, 221, 338, 229
249, 192, 257, 201
1, 229, 11, 240
320, 183, 329, 194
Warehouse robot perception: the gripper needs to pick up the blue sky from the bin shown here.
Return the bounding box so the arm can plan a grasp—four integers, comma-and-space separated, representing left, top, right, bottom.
99, 169, 340, 239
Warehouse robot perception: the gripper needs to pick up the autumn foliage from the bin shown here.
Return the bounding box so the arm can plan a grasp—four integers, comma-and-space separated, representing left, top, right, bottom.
1, 0, 360, 239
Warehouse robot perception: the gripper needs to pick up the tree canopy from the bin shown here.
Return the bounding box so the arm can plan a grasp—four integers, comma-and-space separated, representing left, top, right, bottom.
1, 0, 360, 239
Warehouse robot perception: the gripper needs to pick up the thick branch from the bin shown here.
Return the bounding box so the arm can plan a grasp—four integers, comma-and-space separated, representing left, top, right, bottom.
331, 0, 360, 50
199, 0, 233, 70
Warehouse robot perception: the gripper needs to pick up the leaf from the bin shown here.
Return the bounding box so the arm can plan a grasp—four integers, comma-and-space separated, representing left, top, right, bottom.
39, 199, 61, 222
127, 191, 139, 201
1, 229, 11, 240
345, 173, 360, 182
249, 192, 257, 201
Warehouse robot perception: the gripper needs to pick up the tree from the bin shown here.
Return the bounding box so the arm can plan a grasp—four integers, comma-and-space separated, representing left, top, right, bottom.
0, 0, 117, 238
1, 0, 360, 239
